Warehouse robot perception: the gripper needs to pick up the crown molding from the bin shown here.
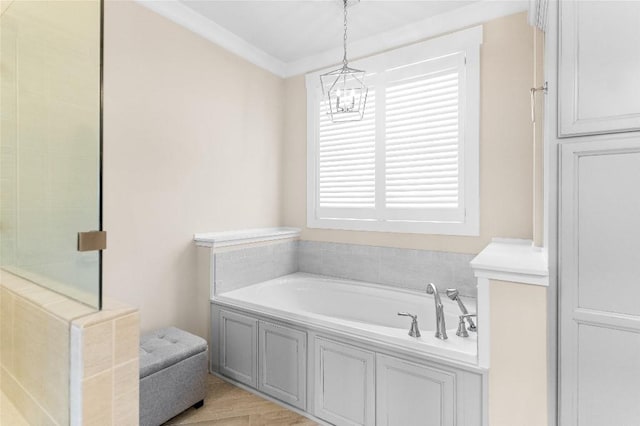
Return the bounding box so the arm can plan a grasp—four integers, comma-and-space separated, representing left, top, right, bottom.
284, 0, 529, 77
136, 0, 528, 79
135, 0, 288, 77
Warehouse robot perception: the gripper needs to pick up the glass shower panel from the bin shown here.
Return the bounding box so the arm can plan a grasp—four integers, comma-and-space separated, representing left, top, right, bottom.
1, 0, 102, 308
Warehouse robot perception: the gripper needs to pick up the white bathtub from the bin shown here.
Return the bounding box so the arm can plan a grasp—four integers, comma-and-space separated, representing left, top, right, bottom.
215, 272, 478, 365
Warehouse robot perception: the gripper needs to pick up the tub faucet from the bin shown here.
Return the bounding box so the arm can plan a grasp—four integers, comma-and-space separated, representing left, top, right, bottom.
426, 283, 448, 340
446, 289, 477, 332
397, 312, 421, 338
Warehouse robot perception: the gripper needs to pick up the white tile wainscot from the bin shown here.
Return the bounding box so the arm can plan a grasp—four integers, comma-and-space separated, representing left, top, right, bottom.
470, 238, 549, 369
194, 227, 302, 298
193, 227, 301, 349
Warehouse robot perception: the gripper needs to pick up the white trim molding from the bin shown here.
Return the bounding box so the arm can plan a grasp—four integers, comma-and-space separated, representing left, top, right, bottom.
135, 0, 527, 78
528, 0, 549, 31
476, 277, 491, 369
194, 227, 301, 249
470, 238, 549, 286
471, 238, 550, 369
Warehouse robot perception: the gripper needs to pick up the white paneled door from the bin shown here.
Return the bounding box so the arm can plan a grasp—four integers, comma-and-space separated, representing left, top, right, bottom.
559, 1, 640, 136
559, 137, 640, 426
219, 310, 258, 387
258, 321, 307, 410
376, 354, 456, 426
314, 338, 375, 426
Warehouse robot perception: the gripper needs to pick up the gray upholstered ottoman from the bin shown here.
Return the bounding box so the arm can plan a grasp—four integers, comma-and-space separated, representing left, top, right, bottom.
139, 327, 208, 426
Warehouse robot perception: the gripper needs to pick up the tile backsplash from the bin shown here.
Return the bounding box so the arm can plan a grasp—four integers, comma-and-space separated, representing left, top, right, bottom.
214, 240, 477, 297
298, 241, 477, 297
214, 241, 298, 294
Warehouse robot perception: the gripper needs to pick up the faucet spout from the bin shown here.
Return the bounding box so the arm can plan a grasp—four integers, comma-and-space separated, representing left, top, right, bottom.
426, 283, 448, 340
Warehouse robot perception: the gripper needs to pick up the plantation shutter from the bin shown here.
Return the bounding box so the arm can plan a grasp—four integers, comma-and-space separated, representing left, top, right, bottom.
382, 54, 466, 223
307, 26, 481, 234
317, 90, 377, 219
316, 54, 465, 223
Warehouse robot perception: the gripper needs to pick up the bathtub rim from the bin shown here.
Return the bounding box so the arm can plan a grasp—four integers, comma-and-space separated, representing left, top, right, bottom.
214, 271, 477, 305
214, 272, 473, 333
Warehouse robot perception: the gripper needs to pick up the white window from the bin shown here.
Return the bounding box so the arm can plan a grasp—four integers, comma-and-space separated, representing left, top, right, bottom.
306, 26, 481, 236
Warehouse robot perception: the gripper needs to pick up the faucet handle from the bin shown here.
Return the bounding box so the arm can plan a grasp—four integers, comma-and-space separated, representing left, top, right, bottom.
397, 312, 421, 338
461, 313, 477, 332
456, 315, 469, 337
456, 314, 477, 338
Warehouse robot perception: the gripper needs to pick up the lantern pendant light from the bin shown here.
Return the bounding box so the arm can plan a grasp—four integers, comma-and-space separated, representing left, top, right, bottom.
320, 0, 368, 123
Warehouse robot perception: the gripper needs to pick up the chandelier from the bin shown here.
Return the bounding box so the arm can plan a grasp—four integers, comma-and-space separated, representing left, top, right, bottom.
320, 0, 368, 123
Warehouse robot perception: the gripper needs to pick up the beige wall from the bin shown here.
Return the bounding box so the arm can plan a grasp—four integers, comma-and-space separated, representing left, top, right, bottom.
490, 280, 547, 426
282, 12, 535, 255
102, 7, 548, 425
102, 0, 284, 334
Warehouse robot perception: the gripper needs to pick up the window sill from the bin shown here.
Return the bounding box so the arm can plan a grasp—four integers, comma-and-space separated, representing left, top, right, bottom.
307, 217, 479, 237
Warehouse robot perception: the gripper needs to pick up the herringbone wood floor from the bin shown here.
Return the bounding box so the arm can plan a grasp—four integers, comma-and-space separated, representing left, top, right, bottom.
164, 374, 320, 426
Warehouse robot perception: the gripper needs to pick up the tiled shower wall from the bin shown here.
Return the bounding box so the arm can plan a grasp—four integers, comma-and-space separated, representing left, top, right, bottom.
0, 271, 139, 425
214, 240, 477, 297
0, 0, 102, 307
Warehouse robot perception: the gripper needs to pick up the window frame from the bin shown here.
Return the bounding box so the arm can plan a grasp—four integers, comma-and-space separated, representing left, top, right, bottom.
306, 26, 482, 236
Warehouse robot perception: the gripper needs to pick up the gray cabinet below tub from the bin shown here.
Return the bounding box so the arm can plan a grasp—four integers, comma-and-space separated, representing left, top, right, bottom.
258, 321, 307, 410
376, 354, 456, 426
219, 310, 258, 387
218, 308, 308, 409
314, 337, 375, 426
212, 303, 485, 426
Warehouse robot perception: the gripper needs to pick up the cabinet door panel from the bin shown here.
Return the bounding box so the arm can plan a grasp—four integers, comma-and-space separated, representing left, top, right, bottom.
559, 1, 640, 136
219, 310, 257, 387
576, 325, 640, 426
314, 338, 375, 426
376, 354, 455, 426
560, 138, 640, 426
258, 321, 307, 409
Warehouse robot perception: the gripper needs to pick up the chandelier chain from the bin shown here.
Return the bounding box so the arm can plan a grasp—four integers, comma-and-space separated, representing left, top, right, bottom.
319, 0, 367, 122
343, 0, 348, 66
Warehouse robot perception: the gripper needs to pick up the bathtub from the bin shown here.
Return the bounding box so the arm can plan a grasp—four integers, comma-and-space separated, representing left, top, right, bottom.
214, 272, 478, 365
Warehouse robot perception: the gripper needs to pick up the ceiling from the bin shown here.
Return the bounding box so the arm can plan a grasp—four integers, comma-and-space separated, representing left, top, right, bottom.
137, 0, 529, 77
180, 1, 476, 63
